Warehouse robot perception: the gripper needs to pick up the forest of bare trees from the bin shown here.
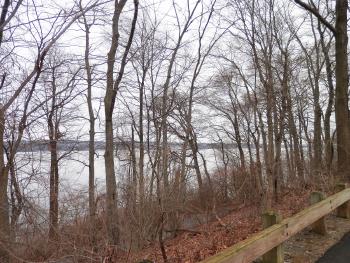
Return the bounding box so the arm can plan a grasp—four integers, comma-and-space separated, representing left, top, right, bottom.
0, 0, 349, 262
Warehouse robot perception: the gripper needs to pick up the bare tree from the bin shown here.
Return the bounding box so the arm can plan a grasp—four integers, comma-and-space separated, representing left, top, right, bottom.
79, 0, 100, 250
104, 0, 138, 246
0, 1, 103, 260
294, 0, 350, 179
38, 50, 82, 242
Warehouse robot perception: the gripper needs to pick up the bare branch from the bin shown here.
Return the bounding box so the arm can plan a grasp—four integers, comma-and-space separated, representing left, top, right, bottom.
293, 0, 336, 34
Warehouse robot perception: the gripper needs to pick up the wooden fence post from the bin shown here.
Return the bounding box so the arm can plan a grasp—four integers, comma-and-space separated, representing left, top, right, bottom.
262, 211, 283, 263
335, 183, 350, 218
310, 192, 327, 235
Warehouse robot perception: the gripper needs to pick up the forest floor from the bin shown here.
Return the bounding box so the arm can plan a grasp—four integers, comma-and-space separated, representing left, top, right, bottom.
117, 188, 350, 263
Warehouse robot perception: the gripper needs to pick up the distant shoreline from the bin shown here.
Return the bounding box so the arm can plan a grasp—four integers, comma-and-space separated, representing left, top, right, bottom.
16, 140, 244, 152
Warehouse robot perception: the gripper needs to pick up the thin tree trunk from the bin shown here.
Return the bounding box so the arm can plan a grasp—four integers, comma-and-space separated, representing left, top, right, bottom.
188, 132, 205, 206
48, 68, 59, 242
313, 80, 322, 176
82, 12, 97, 249
138, 74, 145, 208
48, 123, 59, 241
319, 22, 334, 174
287, 94, 304, 181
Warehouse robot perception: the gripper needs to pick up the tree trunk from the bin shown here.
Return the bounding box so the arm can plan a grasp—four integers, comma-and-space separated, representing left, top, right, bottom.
287, 93, 304, 182
0, 107, 10, 263
313, 80, 322, 177
83, 16, 97, 249
138, 74, 145, 208
188, 132, 205, 206
104, 113, 119, 244
47, 91, 59, 242
103, 0, 138, 245
335, 0, 350, 179
320, 24, 335, 174
48, 136, 59, 241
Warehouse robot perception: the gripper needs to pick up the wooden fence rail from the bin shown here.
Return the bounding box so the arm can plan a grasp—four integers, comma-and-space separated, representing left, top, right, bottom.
201, 184, 350, 263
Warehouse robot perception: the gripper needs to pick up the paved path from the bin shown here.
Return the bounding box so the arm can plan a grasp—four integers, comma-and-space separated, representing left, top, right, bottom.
316, 232, 350, 263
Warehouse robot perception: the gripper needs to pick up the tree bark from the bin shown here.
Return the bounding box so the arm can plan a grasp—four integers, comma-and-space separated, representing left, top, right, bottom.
294, 0, 350, 180
334, 0, 350, 179
319, 22, 335, 174
104, 0, 138, 245
48, 131, 59, 241
48, 70, 59, 242
0, 107, 10, 262
82, 12, 97, 249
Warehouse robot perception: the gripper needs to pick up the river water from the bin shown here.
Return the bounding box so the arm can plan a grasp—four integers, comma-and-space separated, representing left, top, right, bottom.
14, 147, 235, 210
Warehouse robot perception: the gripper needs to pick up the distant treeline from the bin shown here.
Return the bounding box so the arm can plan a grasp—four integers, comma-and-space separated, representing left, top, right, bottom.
16, 140, 243, 152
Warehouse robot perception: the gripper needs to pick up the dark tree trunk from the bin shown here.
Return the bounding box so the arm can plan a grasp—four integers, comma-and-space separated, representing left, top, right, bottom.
334, 0, 350, 179
0, 107, 10, 263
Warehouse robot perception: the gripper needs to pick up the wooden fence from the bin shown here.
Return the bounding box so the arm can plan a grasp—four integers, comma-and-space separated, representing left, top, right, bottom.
201, 183, 350, 263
